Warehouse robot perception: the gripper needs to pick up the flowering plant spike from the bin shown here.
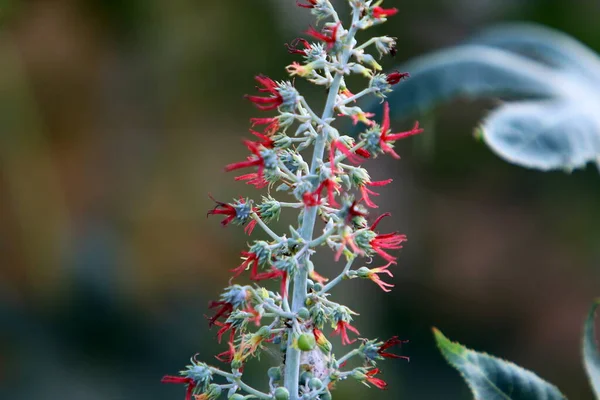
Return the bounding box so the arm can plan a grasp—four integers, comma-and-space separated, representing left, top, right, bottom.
162, 1, 421, 399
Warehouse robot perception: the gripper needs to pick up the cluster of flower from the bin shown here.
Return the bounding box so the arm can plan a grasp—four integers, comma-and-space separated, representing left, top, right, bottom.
162, 1, 422, 399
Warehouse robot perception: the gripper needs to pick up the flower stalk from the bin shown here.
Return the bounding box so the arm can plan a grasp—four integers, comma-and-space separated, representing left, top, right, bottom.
162, 1, 418, 400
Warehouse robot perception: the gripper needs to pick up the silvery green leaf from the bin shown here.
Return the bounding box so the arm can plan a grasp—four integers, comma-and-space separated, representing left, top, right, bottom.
377, 24, 600, 172
583, 299, 600, 399
467, 23, 600, 83
379, 44, 559, 118
434, 328, 567, 400
478, 101, 600, 171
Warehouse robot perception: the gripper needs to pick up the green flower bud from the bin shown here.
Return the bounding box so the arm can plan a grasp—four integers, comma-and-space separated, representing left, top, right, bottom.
229, 394, 245, 400
320, 390, 332, 400
297, 307, 310, 321
297, 332, 316, 351
268, 367, 282, 382
205, 384, 222, 399
274, 387, 290, 400
299, 371, 313, 386
308, 377, 324, 390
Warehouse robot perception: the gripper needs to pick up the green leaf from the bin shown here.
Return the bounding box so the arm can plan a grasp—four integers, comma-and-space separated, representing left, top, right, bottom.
433, 328, 567, 400
583, 299, 600, 399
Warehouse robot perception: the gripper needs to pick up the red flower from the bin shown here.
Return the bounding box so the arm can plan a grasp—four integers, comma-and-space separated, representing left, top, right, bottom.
250, 129, 275, 148
245, 75, 283, 111
250, 117, 280, 135
372, 6, 398, 19
285, 38, 311, 55
253, 268, 288, 298
235, 173, 268, 190
386, 71, 409, 85
225, 140, 266, 177
365, 368, 387, 389
329, 140, 363, 173
362, 261, 395, 292
161, 376, 196, 400
333, 320, 360, 345
378, 336, 410, 360
215, 341, 236, 363
302, 179, 340, 207
379, 102, 423, 159
369, 213, 407, 263
359, 179, 393, 208
346, 199, 367, 222
306, 23, 340, 50
356, 148, 371, 158
207, 195, 258, 234
207, 195, 237, 226
297, 0, 317, 8
231, 251, 260, 279
207, 300, 234, 327
212, 320, 236, 344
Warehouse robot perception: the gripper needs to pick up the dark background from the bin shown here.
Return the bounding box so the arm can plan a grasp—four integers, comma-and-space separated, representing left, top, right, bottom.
1, 0, 599, 399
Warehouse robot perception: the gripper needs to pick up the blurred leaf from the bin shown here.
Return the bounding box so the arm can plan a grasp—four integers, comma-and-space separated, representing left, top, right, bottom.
583, 299, 600, 399
478, 100, 600, 171
433, 328, 567, 400
379, 44, 559, 117
466, 23, 600, 82
379, 23, 600, 172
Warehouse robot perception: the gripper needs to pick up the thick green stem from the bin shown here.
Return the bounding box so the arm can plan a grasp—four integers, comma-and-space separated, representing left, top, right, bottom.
284, 10, 360, 400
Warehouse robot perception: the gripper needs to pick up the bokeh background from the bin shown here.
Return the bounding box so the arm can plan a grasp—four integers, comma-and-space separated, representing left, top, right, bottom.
1, 0, 599, 399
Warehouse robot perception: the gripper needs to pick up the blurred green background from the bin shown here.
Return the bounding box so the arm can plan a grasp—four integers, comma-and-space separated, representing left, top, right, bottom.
1, 0, 599, 399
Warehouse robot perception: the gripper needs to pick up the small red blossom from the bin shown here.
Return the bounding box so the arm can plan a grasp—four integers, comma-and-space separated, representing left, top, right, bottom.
306, 23, 340, 50
302, 179, 341, 208
225, 140, 267, 184
386, 71, 409, 85
235, 173, 269, 189
231, 251, 260, 278
252, 268, 288, 298
334, 230, 363, 261
347, 200, 367, 222
365, 368, 387, 389
285, 38, 311, 55
309, 269, 329, 284
369, 213, 407, 263
359, 179, 393, 208
250, 129, 275, 148
210, 319, 237, 346
297, 0, 317, 8
207, 195, 237, 226
207, 300, 234, 327
250, 117, 280, 135
356, 148, 371, 158
365, 261, 395, 292
378, 336, 410, 360
372, 6, 398, 19
215, 341, 236, 363
379, 102, 423, 159
348, 111, 375, 126
161, 376, 196, 400
329, 140, 363, 173
245, 75, 283, 111
333, 320, 360, 345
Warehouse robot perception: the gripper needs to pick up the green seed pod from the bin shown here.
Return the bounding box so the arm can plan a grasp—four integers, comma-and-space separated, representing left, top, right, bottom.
320, 390, 332, 400
229, 394, 245, 400
308, 377, 323, 390
268, 366, 282, 382
274, 387, 290, 400
299, 371, 313, 386
297, 332, 316, 351
297, 307, 310, 320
